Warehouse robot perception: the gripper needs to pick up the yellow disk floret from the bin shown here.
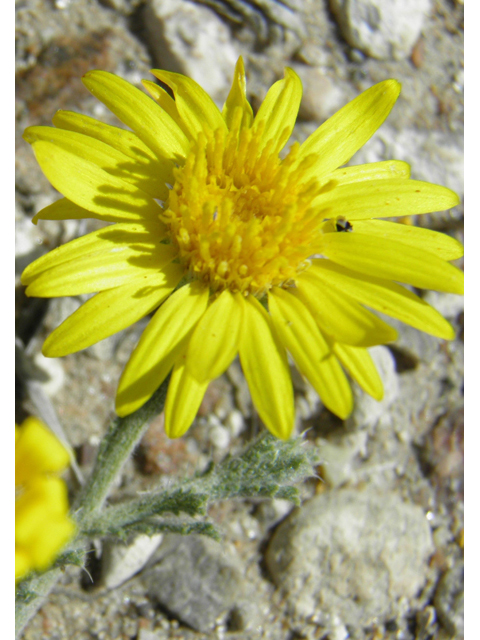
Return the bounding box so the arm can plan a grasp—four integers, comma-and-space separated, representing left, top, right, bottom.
163, 114, 321, 297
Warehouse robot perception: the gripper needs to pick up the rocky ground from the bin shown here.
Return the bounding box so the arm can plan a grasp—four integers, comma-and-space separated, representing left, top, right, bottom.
15, 1, 464, 639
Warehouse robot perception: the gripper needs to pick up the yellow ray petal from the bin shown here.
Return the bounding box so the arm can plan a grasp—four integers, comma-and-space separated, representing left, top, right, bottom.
15, 477, 70, 540
28, 515, 76, 569
82, 70, 189, 162
150, 69, 226, 138
52, 111, 172, 198
116, 282, 210, 416
25, 243, 176, 297
269, 288, 353, 419
308, 260, 456, 340
332, 343, 384, 401
297, 79, 401, 182
142, 80, 192, 139
238, 295, 294, 440
52, 111, 157, 162
42, 265, 183, 357
331, 160, 411, 185
295, 274, 398, 346
186, 290, 242, 382
24, 125, 170, 201
164, 351, 210, 438
352, 219, 464, 261
15, 418, 70, 485
15, 551, 30, 582
252, 67, 302, 153
320, 233, 464, 294
222, 56, 254, 130
311, 178, 459, 220
21, 220, 167, 285
30, 140, 162, 222
32, 198, 121, 225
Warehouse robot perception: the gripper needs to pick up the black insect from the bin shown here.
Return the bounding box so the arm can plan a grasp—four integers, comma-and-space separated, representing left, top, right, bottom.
335, 217, 353, 232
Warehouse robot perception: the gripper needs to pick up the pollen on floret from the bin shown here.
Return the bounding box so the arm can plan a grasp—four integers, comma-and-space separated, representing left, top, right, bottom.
161, 117, 324, 297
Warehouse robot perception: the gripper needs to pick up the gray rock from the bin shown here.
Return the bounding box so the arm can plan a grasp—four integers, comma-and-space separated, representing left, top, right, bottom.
227, 360, 252, 419
206, 417, 232, 450
390, 341, 463, 451
144, 0, 239, 105
423, 291, 464, 322
225, 408, 246, 438
290, 64, 348, 123
315, 431, 368, 488
43, 296, 83, 335
137, 631, 168, 640
15, 0, 150, 74
329, 0, 432, 61
142, 535, 261, 633
389, 320, 442, 368
15, 201, 45, 272
255, 498, 296, 534
100, 0, 144, 15
265, 487, 434, 630
415, 606, 438, 640
101, 534, 163, 590
31, 352, 66, 399
434, 563, 464, 636
348, 345, 399, 431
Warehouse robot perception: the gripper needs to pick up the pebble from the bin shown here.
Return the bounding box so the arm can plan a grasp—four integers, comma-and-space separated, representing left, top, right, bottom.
207, 419, 231, 450
348, 345, 399, 431
100, 0, 143, 15
144, 0, 238, 105
43, 296, 83, 334
225, 409, 245, 438
290, 63, 349, 122
255, 498, 295, 533
227, 361, 252, 418
137, 631, 167, 640
316, 431, 368, 487
15, 0, 150, 77
434, 562, 464, 636
101, 534, 163, 590
15, 204, 45, 274
265, 487, 434, 630
329, 0, 432, 61
142, 535, 261, 633
32, 352, 66, 398
422, 291, 464, 322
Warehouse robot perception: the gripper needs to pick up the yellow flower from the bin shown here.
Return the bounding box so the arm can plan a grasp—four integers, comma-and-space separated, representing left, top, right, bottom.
16, 417, 75, 582
21, 58, 463, 440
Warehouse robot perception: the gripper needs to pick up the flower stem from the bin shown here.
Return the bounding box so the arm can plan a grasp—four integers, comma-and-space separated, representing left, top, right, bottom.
15, 378, 169, 639
72, 378, 170, 526
15, 567, 63, 639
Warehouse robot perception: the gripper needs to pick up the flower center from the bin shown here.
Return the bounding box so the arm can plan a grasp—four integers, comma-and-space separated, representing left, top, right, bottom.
161, 121, 322, 297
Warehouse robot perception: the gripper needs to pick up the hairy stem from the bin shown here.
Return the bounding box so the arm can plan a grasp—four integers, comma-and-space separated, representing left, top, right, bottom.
72, 379, 169, 526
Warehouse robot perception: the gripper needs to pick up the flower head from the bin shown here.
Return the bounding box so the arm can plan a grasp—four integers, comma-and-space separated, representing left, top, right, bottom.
22, 58, 463, 439
15, 417, 75, 582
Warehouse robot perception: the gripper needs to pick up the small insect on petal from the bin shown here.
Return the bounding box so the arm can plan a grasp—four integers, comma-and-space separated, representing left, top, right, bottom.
335, 217, 353, 232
